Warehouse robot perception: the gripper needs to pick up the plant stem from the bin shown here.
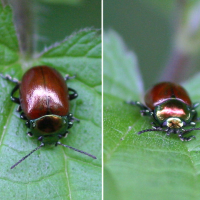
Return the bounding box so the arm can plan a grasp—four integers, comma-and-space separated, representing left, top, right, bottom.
9, 0, 35, 59
160, 0, 190, 83
160, 50, 190, 83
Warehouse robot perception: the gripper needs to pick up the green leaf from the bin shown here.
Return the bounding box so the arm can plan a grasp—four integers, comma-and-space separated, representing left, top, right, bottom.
0, 5, 19, 66
0, 4, 101, 200
104, 31, 200, 200
37, 0, 83, 5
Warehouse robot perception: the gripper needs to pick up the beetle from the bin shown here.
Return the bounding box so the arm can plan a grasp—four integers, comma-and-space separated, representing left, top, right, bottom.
0, 66, 96, 169
127, 82, 200, 141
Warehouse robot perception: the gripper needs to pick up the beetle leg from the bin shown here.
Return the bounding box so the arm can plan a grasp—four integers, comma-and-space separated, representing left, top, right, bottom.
64, 74, 76, 81
68, 88, 78, 100
68, 113, 73, 118
64, 132, 69, 137
58, 134, 63, 139
68, 121, 73, 129
195, 115, 200, 122
61, 131, 69, 138
164, 128, 170, 135
67, 113, 80, 129
178, 128, 196, 141
190, 121, 196, 126
193, 102, 199, 109
151, 122, 160, 129
20, 112, 27, 120
25, 120, 30, 128
179, 135, 196, 141
165, 128, 175, 136
58, 131, 69, 139
68, 113, 80, 123
16, 105, 22, 112
11, 84, 20, 104
137, 127, 162, 134
127, 101, 147, 109
38, 136, 43, 141
72, 117, 80, 122
0, 73, 19, 84
140, 109, 151, 116
127, 101, 152, 116
27, 132, 33, 137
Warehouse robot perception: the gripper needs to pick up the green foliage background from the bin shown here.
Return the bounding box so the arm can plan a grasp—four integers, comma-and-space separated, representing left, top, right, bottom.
104, 0, 200, 88
35, 0, 101, 51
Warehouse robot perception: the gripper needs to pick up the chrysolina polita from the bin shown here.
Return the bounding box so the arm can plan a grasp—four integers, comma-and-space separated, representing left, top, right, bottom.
0, 66, 96, 169
128, 82, 200, 141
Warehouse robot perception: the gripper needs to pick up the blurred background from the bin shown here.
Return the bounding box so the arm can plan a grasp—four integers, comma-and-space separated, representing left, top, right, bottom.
35, 0, 101, 50
8, 0, 101, 56
104, 0, 200, 89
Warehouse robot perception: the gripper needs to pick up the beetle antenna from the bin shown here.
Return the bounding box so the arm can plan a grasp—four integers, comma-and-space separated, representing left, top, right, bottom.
57, 142, 97, 159
183, 128, 200, 133
138, 128, 163, 135
10, 143, 44, 169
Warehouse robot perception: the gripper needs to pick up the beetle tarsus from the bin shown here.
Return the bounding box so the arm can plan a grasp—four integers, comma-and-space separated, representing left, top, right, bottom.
193, 103, 199, 109
0, 73, 19, 84
68, 113, 80, 122
190, 122, 196, 126
27, 132, 33, 137
63, 132, 69, 138
58, 132, 69, 139
20, 112, 27, 120
16, 105, 22, 112
38, 136, 43, 141
25, 121, 30, 128
68, 88, 78, 100
72, 117, 80, 122
127, 101, 149, 111
10, 84, 20, 104
58, 134, 63, 139
196, 117, 200, 121
127, 101, 152, 116
179, 135, 196, 141
64, 74, 76, 81
68, 121, 73, 129
140, 110, 151, 116
126, 101, 137, 105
